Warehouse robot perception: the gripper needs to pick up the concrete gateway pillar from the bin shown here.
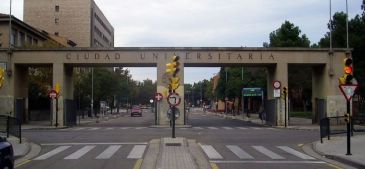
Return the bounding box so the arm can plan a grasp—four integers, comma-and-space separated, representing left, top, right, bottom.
267, 63, 288, 126
52, 63, 73, 127
156, 54, 185, 126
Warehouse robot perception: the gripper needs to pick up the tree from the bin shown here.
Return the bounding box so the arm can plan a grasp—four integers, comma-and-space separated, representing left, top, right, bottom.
269, 21, 310, 47
318, 12, 347, 48
318, 11, 365, 98
268, 20, 312, 111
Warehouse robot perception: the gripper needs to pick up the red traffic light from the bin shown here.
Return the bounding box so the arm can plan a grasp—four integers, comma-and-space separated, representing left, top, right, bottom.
344, 66, 353, 74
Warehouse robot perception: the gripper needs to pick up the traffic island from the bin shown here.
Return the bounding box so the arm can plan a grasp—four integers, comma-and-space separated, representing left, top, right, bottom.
140, 137, 211, 169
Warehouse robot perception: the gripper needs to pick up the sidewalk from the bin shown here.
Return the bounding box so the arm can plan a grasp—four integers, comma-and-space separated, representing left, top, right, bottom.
22, 108, 128, 130
314, 134, 365, 169
205, 110, 320, 130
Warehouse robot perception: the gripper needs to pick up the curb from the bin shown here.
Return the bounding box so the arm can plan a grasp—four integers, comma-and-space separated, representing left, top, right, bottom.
206, 111, 321, 131
15, 142, 41, 168
310, 141, 364, 169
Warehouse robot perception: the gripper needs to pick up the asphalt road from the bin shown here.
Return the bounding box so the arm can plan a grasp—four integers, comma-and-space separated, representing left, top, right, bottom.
17, 108, 337, 169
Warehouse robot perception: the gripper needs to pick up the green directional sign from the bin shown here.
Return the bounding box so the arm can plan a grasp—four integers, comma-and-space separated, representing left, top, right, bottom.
242, 88, 263, 97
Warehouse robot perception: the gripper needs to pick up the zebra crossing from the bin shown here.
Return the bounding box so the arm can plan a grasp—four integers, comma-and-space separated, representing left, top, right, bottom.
62, 126, 276, 131
33, 143, 147, 161
200, 144, 318, 162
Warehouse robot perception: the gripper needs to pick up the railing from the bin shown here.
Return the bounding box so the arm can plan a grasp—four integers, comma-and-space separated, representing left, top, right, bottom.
320, 116, 365, 143
0, 115, 21, 143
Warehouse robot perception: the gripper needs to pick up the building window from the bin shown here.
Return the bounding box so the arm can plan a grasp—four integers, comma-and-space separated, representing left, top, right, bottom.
11, 29, 18, 46
27, 35, 33, 45
19, 32, 25, 47
55, 17, 59, 24
55, 32, 59, 36
55, 5, 59, 12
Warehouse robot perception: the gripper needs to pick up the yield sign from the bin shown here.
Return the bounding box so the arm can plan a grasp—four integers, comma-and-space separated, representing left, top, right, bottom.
339, 85, 358, 101
155, 92, 163, 101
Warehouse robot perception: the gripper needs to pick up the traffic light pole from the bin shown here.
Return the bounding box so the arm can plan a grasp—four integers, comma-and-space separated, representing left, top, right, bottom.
55, 97, 59, 127
172, 106, 176, 138
346, 100, 351, 155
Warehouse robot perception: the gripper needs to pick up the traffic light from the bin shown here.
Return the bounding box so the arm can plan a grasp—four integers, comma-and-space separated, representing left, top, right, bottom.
344, 113, 351, 123
0, 67, 5, 89
339, 58, 353, 85
166, 55, 180, 76
166, 55, 180, 92
283, 87, 287, 95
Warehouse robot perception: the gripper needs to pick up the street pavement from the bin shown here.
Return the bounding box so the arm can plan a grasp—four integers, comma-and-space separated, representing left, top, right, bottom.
8, 108, 365, 169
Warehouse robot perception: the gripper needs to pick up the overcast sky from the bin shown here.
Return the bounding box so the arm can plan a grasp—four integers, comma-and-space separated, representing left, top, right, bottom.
0, 0, 363, 84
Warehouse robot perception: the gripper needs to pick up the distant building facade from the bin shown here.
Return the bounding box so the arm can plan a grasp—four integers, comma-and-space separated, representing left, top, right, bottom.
0, 13, 76, 48
24, 0, 114, 47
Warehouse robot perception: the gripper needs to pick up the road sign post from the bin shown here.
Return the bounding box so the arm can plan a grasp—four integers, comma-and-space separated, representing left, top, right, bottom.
49, 90, 59, 127
339, 84, 358, 156
155, 93, 163, 125
167, 92, 181, 138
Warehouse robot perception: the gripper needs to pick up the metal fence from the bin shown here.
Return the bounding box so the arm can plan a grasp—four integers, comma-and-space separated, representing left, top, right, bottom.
320, 116, 364, 143
0, 115, 21, 143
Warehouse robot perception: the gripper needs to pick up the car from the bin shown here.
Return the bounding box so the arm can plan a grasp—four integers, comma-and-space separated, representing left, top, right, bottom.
0, 137, 14, 169
131, 106, 142, 117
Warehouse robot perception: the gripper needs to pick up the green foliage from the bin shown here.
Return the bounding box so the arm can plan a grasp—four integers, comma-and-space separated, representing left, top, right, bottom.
318, 11, 365, 97
268, 20, 312, 111
28, 67, 52, 110
269, 21, 310, 47
74, 67, 156, 110
214, 67, 266, 101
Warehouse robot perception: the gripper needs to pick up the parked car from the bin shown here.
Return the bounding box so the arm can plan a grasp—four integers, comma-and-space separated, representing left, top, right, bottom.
131, 105, 142, 117
0, 137, 14, 169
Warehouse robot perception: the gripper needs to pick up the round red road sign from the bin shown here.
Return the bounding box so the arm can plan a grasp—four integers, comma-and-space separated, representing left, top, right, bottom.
167, 92, 181, 106
155, 92, 163, 101
49, 89, 58, 99
273, 80, 281, 89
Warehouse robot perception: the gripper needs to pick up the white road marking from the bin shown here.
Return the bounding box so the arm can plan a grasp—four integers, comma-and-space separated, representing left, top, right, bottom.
127, 145, 147, 159
207, 127, 218, 130
222, 127, 233, 130
64, 146, 95, 159
34, 146, 71, 160
72, 128, 86, 131
95, 145, 121, 159
41, 142, 148, 146
193, 127, 203, 129
236, 127, 248, 130
88, 127, 100, 131
120, 127, 130, 130
105, 128, 114, 130
210, 160, 325, 164
277, 146, 315, 160
226, 145, 254, 159
200, 145, 223, 159
135, 127, 146, 130
252, 146, 285, 160
251, 127, 262, 130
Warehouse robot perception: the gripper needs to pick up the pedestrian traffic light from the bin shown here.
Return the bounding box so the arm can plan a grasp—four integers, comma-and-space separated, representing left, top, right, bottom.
344, 113, 351, 123
340, 58, 353, 85
0, 67, 5, 89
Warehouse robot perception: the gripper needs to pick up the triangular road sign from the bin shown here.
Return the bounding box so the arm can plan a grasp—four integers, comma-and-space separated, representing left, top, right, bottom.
339, 85, 358, 101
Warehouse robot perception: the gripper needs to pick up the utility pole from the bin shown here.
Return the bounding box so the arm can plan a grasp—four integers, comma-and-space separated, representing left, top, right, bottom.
91, 68, 94, 118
